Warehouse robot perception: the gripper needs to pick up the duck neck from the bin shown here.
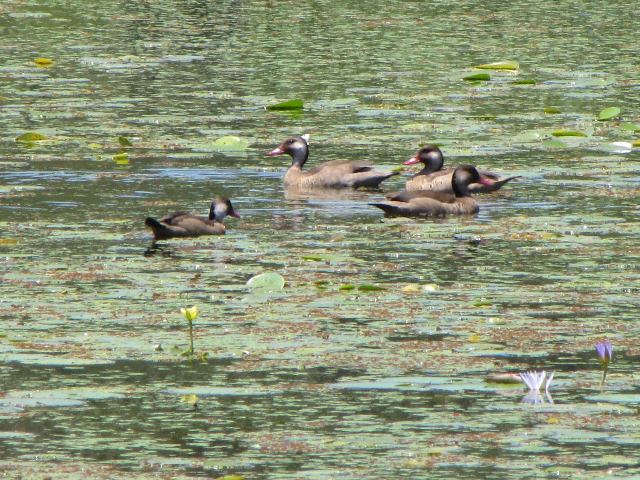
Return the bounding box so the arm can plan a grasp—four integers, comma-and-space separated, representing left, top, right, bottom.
452, 180, 470, 198
208, 204, 224, 222
291, 146, 309, 169
417, 154, 444, 176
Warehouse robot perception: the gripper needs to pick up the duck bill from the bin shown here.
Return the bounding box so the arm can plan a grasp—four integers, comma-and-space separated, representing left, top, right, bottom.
267, 146, 285, 156
479, 177, 495, 186
229, 210, 241, 219
403, 155, 420, 166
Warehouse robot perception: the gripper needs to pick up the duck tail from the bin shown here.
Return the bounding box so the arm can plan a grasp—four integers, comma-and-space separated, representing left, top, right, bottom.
369, 202, 397, 215
145, 217, 170, 240
495, 175, 522, 187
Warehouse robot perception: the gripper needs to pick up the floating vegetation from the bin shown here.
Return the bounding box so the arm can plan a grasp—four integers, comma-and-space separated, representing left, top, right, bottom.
473, 60, 519, 70
117, 136, 133, 147
246, 272, 285, 291
597, 106, 621, 121
551, 129, 587, 137
512, 79, 536, 85
462, 73, 491, 82
34, 57, 54, 67
113, 152, 129, 164
211, 135, 250, 151
15, 132, 47, 143
266, 99, 304, 111
180, 393, 199, 409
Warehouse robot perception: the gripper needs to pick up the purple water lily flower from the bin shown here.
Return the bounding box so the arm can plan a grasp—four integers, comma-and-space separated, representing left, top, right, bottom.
595, 340, 613, 366
519, 370, 554, 393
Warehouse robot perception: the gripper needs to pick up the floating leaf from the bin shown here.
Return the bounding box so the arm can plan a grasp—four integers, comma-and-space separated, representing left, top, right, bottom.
211, 135, 250, 151
301, 255, 324, 262
34, 57, 54, 66
266, 99, 304, 111
619, 123, 640, 132
632, 139, 640, 147
551, 130, 587, 137
180, 394, 199, 407
512, 79, 536, 85
543, 139, 566, 149
402, 283, 438, 293
474, 61, 519, 71
113, 152, 129, 165
463, 73, 491, 82
358, 284, 384, 292
246, 272, 285, 290
16, 132, 47, 142
118, 136, 133, 147
339, 284, 355, 291
0, 238, 18, 245
544, 107, 562, 114
217, 476, 245, 480
597, 106, 621, 121
87, 142, 103, 150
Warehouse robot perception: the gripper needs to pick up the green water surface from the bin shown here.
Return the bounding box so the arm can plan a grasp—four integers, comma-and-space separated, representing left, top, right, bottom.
1, 1, 640, 478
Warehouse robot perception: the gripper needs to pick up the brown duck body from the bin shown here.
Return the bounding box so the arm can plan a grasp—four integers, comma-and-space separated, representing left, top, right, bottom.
269, 135, 397, 189
406, 167, 519, 194
284, 160, 397, 189
371, 165, 489, 217
145, 197, 238, 241
146, 213, 226, 240
403, 145, 520, 194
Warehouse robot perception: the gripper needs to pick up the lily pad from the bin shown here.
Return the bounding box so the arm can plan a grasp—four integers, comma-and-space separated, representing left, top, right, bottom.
211, 136, 250, 151
597, 106, 621, 121
246, 272, 285, 290
117, 136, 133, 147
551, 130, 587, 137
113, 152, 129, 164
474, 61, 519, 70
463, 73, 491, 82
544, 107, 562, 114
34, 57, 54, 66
512, 79, 536, 85
619, 122, 640, 132
266, 99, 304, 111
15, 132, 47, 142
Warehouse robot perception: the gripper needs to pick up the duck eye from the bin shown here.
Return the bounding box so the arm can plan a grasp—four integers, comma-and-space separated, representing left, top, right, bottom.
287, 139, 295, 145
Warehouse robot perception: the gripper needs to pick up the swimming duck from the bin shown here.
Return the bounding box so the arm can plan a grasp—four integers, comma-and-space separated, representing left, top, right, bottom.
145, 196, 239, 240
370, 165, 491, 217
267, 134, 398, 189
404, 145, 520, 193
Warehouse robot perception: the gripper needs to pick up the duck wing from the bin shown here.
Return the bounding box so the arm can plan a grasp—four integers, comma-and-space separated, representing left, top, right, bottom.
301, 160, 397, 188
386, 189, 456, 204
406, 168, 455, 192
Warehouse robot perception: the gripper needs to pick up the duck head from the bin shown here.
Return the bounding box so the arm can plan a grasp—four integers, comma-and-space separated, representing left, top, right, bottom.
209, 196, 240, 221
267, 134, 310, 167
404, 145, 445, 173
452, 165, 493, 197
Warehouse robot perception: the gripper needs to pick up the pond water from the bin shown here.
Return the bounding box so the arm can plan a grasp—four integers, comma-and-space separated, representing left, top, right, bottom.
1, 1, 640, 478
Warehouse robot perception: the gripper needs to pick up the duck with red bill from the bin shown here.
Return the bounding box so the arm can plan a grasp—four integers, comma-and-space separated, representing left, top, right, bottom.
403, 145, 520, 194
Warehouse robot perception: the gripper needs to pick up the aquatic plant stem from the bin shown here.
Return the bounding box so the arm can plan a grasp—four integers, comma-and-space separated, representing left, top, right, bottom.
188, 320, 194, 355
599, 366, 608, 392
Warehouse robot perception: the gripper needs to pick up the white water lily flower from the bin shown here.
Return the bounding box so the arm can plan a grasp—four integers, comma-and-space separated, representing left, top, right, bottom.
519, 370, 554, 392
